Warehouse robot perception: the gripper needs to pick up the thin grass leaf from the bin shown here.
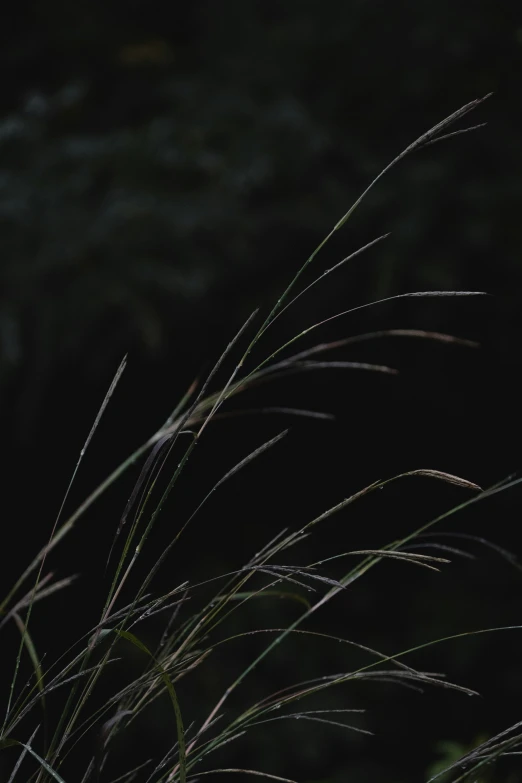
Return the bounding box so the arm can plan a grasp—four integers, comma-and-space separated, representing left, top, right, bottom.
226, 591, 311, 609
326, 472, 522, 603
255, 670, 425, 713
106, 589, 186, 629
0, 574, 77, 631
248, 528, 291, 565
356, 674, 426, 693
191, 476, 514, 764
2, 106, 491, 656
267, 328, 479, 371
189, 770, 298, 783
242, 95, 490, 356
422, 532, 521, 569
7, 725, 39, 783
259, 565, 348, 591
0, 739, 68, 783
84, 355, 128, 456
286, 360, 398, 374
267, 667, 475, 712
39, 355, 128, 594
394, 95, 491, 161
187, 623, 415, 763
256, 713, 373, 735
422, 122, 487, 148
12, 613, 44, 697
25, 576, 78, 607
182, 479, 388, 754
107, 758, 154, 783
153, 309, 260, 450
427, 719, 522, 782
252, 291, 487, 378
266, 233, 390, 329
207, 431, 288, 491
347, 671, 479, 699
41, 661, 120, 699
400, 543, 475, 560
288, 667, 475, 705
160, 544, 317, 641
194, 730, 247, 760
187, 308, 260, 439
209, 406, 335, 422
347, 550, 450, 564
3, 642, 120, 737
222, 363, 397, 405
158, 589, 190, 651
323, 327, 479, 348
102, 433, 193, 625
132, 597, 188, 626
211, 628, 417, 675
106, 432, 175, 568
52, 352, 128, 561
134, 431, 289, 610
100, 310, 262, 639
211, 300, 485, 419
2, 382, 198, 624
0, 447, 148, 616
112, 630, 187, 783
287, 708, 365, 715
254, 568, 316, 593
384, 473, 522, 567
4, 97, 503, 783
402, 469, 482, 491
3, 315, 257, 633
191, 473, 521, 763
2, 357, 128, 735
161, 378, 199, 431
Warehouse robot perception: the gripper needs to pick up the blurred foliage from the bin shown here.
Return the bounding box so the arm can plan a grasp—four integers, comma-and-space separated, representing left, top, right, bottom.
425, 735, 520, 782
1, 0, 522, 431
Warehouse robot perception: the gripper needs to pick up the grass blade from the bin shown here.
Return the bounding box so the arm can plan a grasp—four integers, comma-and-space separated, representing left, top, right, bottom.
0, 739, 68, 783
12, 613, 45, 697
242, 95, 490, 356
6, 726, 39, 783
112, 630, 187, 783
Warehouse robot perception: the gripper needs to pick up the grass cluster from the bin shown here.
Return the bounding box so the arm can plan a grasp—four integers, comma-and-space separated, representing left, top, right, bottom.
2, 94, 521, 783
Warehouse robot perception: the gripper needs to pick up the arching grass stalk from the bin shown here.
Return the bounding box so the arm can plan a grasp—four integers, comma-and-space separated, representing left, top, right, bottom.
1, 95, 506, 783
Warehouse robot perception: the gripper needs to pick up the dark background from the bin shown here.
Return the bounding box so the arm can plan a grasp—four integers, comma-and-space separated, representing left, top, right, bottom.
1, 2, 522, 781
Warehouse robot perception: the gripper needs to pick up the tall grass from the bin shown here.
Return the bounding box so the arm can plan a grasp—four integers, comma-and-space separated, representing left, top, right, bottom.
2, 94, 521, 783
